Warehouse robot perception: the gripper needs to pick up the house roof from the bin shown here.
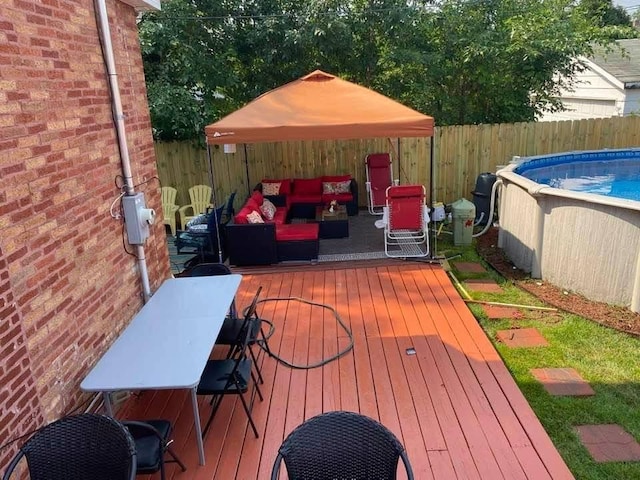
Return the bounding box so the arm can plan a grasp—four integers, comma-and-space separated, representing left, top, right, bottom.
205, 70, 434, 144
590, 39, 640, 87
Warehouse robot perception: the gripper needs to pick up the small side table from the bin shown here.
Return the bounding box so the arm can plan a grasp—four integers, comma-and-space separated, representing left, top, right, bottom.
315, 205, 349, 239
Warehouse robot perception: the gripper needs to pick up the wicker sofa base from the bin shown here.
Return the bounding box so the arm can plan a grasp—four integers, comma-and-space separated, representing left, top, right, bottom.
277, 239, 319, 262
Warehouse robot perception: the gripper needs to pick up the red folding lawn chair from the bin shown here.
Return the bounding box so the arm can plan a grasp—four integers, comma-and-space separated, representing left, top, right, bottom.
365, 153, 393, 215
384, 185, 429, 258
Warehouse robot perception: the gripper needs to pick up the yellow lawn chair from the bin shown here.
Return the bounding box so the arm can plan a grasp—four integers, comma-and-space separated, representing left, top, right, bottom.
161, 186, 179, 236
178, 185, 212, 230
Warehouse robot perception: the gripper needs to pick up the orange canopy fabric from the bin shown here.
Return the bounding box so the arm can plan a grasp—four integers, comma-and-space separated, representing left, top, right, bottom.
205, 70, 434, 144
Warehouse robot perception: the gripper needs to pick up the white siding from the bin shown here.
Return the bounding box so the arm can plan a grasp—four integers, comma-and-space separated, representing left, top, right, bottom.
622, 90, 640, 115
538, 62, 628, 121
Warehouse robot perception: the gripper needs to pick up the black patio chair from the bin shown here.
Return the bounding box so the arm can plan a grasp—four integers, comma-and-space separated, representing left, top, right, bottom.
174, 204, 226, 258
122, 420, 186, 480
222, 190, 237, 223
188, 263, 238, 318
270, 411, 415, 480
196, 308, 264, 438
2, 413, 136, 480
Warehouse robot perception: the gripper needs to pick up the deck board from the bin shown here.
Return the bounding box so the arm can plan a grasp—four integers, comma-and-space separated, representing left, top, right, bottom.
122, 263, 574, 480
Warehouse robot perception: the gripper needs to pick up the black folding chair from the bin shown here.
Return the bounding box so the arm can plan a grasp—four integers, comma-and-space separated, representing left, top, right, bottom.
122, 420, 186, 480
271, 411, 415, 480
188, 265, 266, 384
188, 263, 238, 318
2, 413, 136, 480
196, 310, 264, 438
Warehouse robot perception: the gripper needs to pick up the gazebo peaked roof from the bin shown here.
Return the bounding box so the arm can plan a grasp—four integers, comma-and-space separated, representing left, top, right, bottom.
205, 70, 434, 144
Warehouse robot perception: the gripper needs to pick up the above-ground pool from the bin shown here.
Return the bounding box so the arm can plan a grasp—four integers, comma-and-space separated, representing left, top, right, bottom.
497, 149, 640, 313
515, 151, 640, 201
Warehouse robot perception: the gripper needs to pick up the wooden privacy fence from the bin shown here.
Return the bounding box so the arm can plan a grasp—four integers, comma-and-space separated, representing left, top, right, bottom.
155, 116, 640, 211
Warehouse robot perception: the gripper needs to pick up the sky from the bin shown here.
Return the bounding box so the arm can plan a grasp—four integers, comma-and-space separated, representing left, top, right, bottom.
615, 0, 639, 12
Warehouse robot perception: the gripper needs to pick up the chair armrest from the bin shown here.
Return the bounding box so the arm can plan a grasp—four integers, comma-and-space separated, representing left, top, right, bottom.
121, 420, 166, 441
178, 205, 194, 216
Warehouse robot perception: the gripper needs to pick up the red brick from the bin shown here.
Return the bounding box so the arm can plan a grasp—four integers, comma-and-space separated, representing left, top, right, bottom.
575, 425, 640, 462
453, 261, 487, 273
482, 305, 523, 319
0, 3, 169, 472
496, 328, 549, 348
530, 368, 595, 396
465, 278, 503, 293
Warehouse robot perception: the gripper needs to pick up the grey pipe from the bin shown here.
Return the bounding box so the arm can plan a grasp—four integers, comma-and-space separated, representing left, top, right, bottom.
96, 0, 151, 301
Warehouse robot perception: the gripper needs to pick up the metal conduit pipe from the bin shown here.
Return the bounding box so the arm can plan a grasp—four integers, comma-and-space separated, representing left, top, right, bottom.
96, 0, 151, 301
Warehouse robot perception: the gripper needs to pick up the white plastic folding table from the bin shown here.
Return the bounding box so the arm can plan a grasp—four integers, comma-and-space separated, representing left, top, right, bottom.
81, 275, 242, 465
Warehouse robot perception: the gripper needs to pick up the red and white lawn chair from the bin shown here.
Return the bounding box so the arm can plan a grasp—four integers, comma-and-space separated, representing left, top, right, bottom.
383, 185, 429, 258
365, 153, 393, 215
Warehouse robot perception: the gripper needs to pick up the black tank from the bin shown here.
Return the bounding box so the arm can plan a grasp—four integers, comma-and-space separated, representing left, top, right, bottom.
471, 173, 497, 225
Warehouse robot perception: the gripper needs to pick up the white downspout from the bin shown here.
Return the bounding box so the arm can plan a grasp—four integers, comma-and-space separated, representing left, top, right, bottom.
96, 0, 151, 301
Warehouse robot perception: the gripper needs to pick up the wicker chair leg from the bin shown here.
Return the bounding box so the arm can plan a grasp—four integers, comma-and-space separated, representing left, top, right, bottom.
167, 445, 187, 472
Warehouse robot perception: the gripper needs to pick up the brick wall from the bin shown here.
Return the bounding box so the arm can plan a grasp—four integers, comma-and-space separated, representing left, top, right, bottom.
0, 0, 170, 470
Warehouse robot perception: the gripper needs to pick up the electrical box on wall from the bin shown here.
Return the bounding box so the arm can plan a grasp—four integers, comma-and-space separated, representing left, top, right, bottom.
122, 193, 156, 245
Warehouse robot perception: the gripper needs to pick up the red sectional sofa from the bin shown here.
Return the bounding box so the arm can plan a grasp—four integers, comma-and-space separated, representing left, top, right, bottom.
225, 175, 358, 266
258, 175, 359, 218
225, 191, 320, 266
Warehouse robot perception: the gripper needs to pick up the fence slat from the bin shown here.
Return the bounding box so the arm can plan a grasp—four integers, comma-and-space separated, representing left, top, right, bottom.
154, 117, 640, 207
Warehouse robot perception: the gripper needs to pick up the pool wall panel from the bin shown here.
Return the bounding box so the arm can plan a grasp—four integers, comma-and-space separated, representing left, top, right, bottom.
499, 156, 640, 311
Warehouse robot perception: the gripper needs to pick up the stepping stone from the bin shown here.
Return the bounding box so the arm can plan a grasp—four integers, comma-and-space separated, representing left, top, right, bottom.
453, 262, 486, 274
482, 305, 522, 319
465, 278, 503, 293
496, 328, 549, 348
530, 368, 595, 396
575, 424, 640, 462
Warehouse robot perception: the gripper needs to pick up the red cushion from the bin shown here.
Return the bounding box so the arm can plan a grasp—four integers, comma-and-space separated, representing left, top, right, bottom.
273, 207, 288, 224
251, 190, 264, 206
245, 198, 260, 212
289, 194, 322, 204
276, 223, 319, 241
293, 178, 322, 195
234, 206, 253, 224
263, 179, 291, 195
322, 174, 351, 183
321, 193, 353, 204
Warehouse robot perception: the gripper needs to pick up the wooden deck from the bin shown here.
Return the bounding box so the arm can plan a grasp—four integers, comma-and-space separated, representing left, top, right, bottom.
123, 262, 574, 480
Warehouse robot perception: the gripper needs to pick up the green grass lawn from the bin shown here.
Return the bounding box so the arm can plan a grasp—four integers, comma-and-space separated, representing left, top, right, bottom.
436, 233, 640, 479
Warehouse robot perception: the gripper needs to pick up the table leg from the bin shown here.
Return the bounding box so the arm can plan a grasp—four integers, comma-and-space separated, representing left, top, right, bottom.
103, 392, 113, 416
191, 387, 205, 465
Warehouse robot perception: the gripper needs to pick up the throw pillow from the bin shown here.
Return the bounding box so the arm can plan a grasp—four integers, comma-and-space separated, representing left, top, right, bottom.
186, 213, 208, 228
262, 182, 281, 196
322, 180, 351, 195
246, 210, 264, 224
260, 198, 277, 221
335, 180, 351, 194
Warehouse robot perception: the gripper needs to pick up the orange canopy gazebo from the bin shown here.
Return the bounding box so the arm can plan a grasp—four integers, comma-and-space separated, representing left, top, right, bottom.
203, 70, 436, 259
205, 70, 434, 144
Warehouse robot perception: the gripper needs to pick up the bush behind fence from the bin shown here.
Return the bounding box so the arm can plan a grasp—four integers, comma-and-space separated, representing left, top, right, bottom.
155, 116, 640, 211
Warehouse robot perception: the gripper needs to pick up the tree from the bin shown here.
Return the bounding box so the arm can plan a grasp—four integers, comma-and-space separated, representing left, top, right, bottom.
380, 0, 618, 124
139, 0, 626, 139
579, 0, 633, 27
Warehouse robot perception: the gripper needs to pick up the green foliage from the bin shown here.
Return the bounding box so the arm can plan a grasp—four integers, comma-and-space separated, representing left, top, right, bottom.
577, 0, 638, 39
579, 0, 633, 27
140, 0, 626, 140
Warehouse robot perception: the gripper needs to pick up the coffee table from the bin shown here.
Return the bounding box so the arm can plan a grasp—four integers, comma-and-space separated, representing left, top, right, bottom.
315, 205, 349, 239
